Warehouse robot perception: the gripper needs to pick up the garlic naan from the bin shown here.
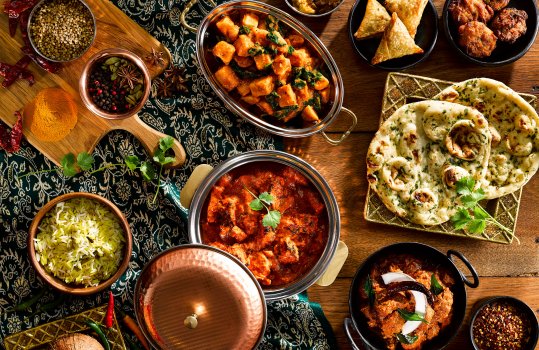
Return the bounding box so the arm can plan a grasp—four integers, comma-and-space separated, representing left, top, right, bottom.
367, 101, 491, 225
435, 78, 539, 198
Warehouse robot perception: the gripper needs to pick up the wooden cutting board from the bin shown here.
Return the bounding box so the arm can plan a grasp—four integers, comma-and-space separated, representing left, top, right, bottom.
0, 0, 186, 167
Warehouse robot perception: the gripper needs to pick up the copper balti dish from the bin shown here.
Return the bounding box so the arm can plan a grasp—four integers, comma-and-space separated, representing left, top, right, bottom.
196, 0, 357, 145
134, 244, 266, 350
187, 150, 341, 300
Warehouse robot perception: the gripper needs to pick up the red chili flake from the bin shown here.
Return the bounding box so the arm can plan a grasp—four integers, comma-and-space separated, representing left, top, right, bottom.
472, 301, 532, 350
0, 57, 34, 87
0, 111, 24, 153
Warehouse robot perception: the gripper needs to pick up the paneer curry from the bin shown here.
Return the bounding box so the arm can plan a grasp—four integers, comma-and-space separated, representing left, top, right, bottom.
200, 162, 328, 287
360, 254, 456, 350
209, 11, 333, 127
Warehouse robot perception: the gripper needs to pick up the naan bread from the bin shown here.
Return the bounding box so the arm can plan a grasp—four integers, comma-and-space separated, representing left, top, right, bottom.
371, 13, 424, 65
354, 0, 391, 40
385, 0, 428, 38
367, 101, 491, 225
435, 78, 539, 198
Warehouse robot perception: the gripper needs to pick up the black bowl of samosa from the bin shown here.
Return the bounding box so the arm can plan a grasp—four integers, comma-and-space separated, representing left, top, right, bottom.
349, 0, 438, 70
345, 242, 479, 350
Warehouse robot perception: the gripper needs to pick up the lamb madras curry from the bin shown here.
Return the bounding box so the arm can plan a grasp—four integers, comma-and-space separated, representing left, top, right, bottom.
200, 162, 328, 287
360, 254, 456, 349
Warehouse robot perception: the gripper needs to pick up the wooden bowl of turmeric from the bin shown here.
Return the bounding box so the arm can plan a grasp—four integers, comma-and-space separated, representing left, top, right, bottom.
79, 48, 151, 120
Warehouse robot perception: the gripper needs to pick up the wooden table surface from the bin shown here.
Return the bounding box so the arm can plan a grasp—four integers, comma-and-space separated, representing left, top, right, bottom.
272, 0, 539, 348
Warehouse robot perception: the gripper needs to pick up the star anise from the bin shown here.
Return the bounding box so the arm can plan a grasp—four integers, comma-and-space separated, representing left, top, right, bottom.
117, 64, 141, 90
155, 78, 173, 98
164, 65, 188, 93
145, 47, 166, 67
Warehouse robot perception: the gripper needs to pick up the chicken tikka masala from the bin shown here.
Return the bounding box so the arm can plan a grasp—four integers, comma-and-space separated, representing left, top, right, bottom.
201, 163, 328, 287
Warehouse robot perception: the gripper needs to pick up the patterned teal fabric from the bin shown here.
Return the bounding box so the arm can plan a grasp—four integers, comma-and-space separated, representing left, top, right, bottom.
0, 0, 337, 348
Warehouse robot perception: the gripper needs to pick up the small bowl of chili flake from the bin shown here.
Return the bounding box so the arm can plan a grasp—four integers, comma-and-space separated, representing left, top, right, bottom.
79, 48, 151, 120
470, 296, 538, 350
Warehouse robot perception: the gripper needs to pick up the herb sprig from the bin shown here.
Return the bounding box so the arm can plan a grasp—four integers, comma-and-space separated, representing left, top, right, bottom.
244, 188, 281, 229
396, 333, 418, 344
430, 274, 443, 296
450, 177, 518, 243
364, 275, 375, 306
397, 309, 428, 324
19, 136, 177, 204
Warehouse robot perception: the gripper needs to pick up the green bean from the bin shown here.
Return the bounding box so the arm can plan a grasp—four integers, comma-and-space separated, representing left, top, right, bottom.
86, 320, 111, 350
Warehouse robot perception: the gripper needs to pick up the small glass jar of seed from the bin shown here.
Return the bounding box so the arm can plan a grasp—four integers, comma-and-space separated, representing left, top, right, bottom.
29, 0, 96, 62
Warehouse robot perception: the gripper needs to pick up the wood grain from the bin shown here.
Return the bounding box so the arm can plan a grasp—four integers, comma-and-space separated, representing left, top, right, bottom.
288, 1, 539, 345
0, 0, 186, 167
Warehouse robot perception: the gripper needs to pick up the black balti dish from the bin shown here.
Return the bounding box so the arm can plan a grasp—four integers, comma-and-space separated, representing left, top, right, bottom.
442, 0, 539, 66
348, 0, 438, 70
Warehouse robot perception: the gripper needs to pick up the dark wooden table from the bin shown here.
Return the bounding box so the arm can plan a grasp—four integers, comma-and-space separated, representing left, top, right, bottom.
272, 0, 539, 348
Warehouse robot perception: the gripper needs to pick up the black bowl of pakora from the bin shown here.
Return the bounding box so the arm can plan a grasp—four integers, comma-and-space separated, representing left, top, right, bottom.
443, 0, 539, 66
346, 242, 480, 350
348, 0, 438, 70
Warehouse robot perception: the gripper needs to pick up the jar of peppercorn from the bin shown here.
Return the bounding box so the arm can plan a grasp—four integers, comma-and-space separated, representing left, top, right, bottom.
469, 296, 538, 350
79, 48, 151, 119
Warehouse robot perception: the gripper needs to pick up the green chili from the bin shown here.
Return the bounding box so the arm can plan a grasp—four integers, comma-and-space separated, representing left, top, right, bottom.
86, 320, 111, 350
5, 288, 46, 313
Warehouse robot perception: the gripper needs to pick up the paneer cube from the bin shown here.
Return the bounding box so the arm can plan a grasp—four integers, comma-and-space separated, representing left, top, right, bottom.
214, 65, 240, 91
289, 48, 312, 67
313, 74, 330, 90
302, 105, 319, 122
237, 80, 251, 96
249, 76, 274, 97
272, 54, 291, 79
216, 16, 239, 42
287, 34, 305, 47
252, 28, 270, 46
282, 110, 299, 122
257, 101, 274, 115
241, 12, 259, 28
319, 87, 330, 103
212, 41, 236, 65
234, 55, 253, 68
276, 84, 297, 108
234, 35, 255, 57
241, 95, 260, 105
253, 53, 273, 70
267, 31, 287, 46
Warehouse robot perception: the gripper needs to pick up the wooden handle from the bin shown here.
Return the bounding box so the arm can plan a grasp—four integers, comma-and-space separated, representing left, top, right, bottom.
180, 164, 214, 208
315, 240, 349, 287
111, 114, 186, 168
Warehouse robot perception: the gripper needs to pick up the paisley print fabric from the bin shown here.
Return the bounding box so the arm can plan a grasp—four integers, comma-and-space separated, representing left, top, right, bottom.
0, 0, 336, 348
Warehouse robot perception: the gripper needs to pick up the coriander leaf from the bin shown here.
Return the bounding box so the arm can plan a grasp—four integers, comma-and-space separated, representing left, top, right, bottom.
140, 161, 156, 181
467, 219, 487, 234
250, 198, 264, 211
364, 275, 375, 306
159, 136, 174, 152
397, 309, 428, 323
430, 274, 444, 296
455, 177, 475, 196
77, 152, 94, 171
288, 45, 295, 54
258, 192, 274, 205
461, 188, 485, 208
450, 208, 472, 230
239, 25, 251, 35
153, 153, 165, 164
61, 153, 77, 177
125, 155, 140, 170
263, 210, 281, 229
162, 156, 175, 165
396, 333, 418, 344
473, 205, 489, 220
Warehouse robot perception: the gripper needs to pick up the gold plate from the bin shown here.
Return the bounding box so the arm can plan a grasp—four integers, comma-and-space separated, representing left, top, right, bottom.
3, 305, 126, 350
364, 72, 537, 244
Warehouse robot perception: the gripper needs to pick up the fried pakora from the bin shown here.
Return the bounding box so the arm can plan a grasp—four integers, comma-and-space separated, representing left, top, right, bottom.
484, 0, 509, 11
491, 8, 528, 44
448, 0, 494, 25
458, 21, 497, 58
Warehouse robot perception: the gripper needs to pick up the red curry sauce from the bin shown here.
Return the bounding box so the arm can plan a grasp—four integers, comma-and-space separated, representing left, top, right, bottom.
200, 162, 328, 286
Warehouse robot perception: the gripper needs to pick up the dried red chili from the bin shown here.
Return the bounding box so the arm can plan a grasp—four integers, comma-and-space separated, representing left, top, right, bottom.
0, 111, 24, 153
384, 281, 435, 307
21, 46, 61, 73
0, 57, 34, 87
3, 0, 38, 36
472, 300, 532, 350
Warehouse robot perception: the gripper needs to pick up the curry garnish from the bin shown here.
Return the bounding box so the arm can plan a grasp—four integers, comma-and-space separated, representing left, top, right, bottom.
364, 275, 375, 306
450, 177, 517, 242
396, 333, 418, 344
397, 309, 428, 324
245, 188, 282, 229
430, 274, 444, 296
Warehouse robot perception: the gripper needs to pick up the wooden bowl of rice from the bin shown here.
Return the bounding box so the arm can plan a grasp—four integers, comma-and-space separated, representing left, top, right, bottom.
28, 192, 132, 295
